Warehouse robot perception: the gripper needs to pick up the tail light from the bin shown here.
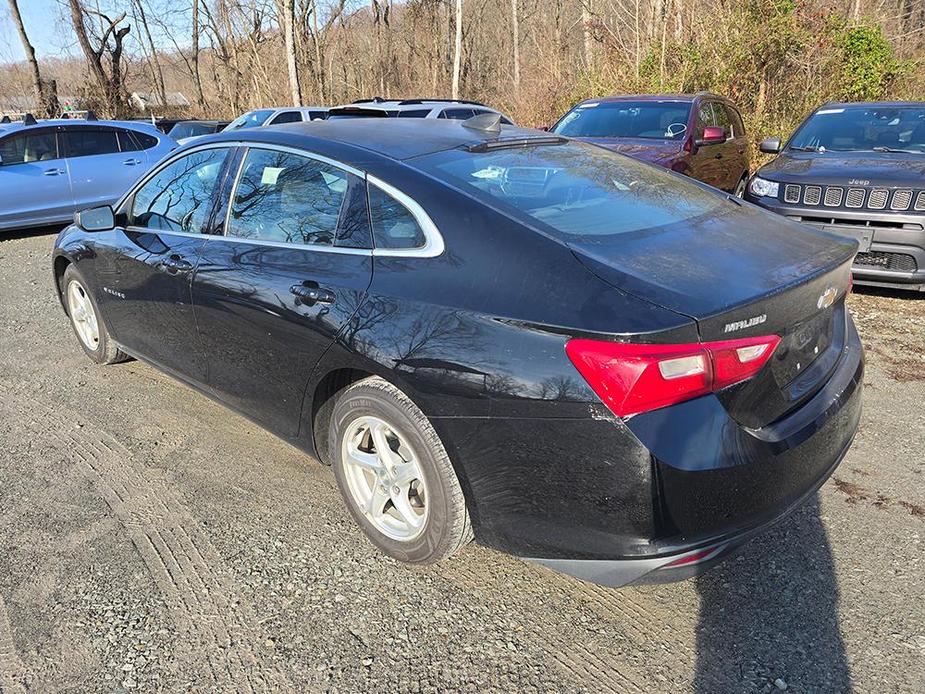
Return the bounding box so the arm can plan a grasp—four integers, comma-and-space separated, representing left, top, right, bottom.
565, 335, 781, 418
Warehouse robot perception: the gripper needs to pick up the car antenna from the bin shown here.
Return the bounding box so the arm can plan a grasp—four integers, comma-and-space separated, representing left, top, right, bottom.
462, 112, 502, 134
22, 113, 37, 125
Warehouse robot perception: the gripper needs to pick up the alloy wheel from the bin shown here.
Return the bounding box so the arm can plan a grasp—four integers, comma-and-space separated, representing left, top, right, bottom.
341, 415, 428, 541
67, 280, 100, 351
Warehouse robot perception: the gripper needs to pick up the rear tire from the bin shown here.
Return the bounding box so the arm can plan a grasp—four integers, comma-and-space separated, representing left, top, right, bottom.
62, 265, 128, 365
329, 376, 472, 564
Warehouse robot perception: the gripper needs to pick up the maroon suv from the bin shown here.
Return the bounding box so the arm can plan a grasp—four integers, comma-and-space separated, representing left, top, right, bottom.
550, 92, 751, 195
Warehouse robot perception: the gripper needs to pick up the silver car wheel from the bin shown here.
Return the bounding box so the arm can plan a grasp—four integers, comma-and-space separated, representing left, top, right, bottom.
341, 415, 428, 541
67, 280, 100, 351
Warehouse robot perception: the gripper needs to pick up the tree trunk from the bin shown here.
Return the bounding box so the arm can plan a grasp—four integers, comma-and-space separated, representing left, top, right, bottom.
68, 0, 130, 117
511, 0, 520, 94
7, 0, 58, 116
582, 1, 593, 71
192, 0, 206, 109
283, 0, 302, 105
451, 0, 462, 99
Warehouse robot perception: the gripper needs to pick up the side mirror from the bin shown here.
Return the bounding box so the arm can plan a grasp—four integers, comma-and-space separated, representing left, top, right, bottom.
74, 205, 115, 232
539, 125, 550, 132
759, 137, 782, 154
695, 125, 726, 147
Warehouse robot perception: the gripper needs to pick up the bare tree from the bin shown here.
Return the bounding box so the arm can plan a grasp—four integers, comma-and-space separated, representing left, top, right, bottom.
451, 0, 462, 98
511, 0, 520, 94
67, 0, 131, 117
131, 0, 167, 106
7, 0, 58, 116
191, 0, 205, 109
283, 0, 302, 104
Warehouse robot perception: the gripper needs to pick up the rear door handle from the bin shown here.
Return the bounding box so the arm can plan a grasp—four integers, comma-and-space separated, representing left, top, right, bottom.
123, 158, 141, 166
43, 168, 64, 176
290, 284, 336, 305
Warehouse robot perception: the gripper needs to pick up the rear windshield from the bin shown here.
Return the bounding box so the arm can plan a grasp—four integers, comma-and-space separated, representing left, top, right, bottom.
223, 109, 274, 131
553, 101, 692, 140
788, 106, 925, 153
416, 140, 723, 239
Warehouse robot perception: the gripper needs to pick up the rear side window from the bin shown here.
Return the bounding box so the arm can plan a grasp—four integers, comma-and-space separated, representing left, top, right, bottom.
268, 111, 303, 125
126, 130, 159, 150
63, 128, 120, 158
368, 183, 426, 249
129, 148, 228, 233
227, 148, 349, 246
0, 131, 58, 164
118, 130, 142, 152
397, 109, 432, 118
309, 111, 327, 121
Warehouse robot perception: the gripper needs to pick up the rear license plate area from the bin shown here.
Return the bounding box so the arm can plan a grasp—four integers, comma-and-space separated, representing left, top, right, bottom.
771, 307, 835, 387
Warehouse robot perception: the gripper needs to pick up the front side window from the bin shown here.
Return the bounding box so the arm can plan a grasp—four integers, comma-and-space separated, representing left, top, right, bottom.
227, 148, 348, 246
0, 131, 58, 164
553, 101, 692, 140
63, 128, 120, 158
788, 106, 925, 153
696, 102, 717, 136
416, 140, 724, 240
397, 109, 432, 118
129, 148, 228, 233
710, 103, 731, 137
368, 183, 426, 249
440, 108, 475, 120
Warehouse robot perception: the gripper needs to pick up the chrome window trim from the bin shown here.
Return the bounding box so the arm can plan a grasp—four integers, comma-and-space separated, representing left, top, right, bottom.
117, 140, 444, 259
367, 174, 445, 258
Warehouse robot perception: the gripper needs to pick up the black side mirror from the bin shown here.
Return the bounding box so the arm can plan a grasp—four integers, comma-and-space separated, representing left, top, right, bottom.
74, 205, 115, 232
759, 137, 782, 154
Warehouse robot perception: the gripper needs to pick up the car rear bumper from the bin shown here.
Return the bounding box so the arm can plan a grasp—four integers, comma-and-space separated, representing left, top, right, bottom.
435, 315, 863, 587
745, 194, 925, 290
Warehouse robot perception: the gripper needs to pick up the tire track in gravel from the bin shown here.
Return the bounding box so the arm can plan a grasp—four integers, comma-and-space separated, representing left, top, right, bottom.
8, 391, 294, 693
0, 594, 26, 694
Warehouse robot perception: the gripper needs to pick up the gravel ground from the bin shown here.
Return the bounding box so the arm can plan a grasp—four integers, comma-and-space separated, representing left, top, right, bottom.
0, 227, 923, 693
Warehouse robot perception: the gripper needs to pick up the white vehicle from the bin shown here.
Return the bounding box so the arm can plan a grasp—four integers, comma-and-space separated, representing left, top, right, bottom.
327, 98, 514, 123
222, 107, 328, 132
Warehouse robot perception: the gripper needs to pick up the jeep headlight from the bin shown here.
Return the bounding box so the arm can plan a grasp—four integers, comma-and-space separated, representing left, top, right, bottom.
748, 176, 779, 198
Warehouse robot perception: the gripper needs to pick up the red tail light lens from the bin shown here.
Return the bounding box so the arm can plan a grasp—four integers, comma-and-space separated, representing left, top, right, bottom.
565, 335, 780, 418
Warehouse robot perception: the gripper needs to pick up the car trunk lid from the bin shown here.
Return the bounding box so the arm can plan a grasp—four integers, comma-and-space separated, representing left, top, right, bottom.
570, 203, 857, 425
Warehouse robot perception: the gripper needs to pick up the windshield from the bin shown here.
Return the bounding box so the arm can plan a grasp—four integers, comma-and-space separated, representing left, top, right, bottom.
788, 106, 925, 152
415, 140, 723, 240
223, 109, 274, 132
552, 101, 692, 140
168, 122, 213, 139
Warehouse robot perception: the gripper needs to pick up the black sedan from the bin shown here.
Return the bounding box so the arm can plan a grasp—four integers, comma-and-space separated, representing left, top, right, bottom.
52, 117, 863, 586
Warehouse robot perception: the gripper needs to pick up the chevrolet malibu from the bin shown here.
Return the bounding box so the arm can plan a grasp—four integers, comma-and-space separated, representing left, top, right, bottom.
52, 118, 863, 586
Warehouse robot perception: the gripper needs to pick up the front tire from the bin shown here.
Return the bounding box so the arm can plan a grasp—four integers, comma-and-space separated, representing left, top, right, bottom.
330, 376, 472, 564
62, 265, 127, 365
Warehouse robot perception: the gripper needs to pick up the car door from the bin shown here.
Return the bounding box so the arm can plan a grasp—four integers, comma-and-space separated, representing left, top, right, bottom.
92, 145, 234, 385
688, 101, 727, 189
723, 104, 750, 185
0, 127, 73, 229
191, 145, 373, 436
63, 125, 146, 210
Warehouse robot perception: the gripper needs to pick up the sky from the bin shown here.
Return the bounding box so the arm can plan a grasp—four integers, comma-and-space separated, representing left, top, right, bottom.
0, 0, 78, 64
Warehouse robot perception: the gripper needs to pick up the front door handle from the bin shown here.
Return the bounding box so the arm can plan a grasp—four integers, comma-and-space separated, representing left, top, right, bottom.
123, 158, 142, 166
43, 168, 64, 176
290, 283, 336, 305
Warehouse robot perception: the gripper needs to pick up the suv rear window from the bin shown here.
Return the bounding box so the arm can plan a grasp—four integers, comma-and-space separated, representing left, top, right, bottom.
553, 101, 692, 140
416, 140, 722, 239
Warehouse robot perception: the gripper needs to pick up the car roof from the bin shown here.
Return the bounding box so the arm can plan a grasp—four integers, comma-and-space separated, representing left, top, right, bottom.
0, 119, 162, 134
578, 93, 728, 104
206, 117, 547, 161
816, 101, 925, 109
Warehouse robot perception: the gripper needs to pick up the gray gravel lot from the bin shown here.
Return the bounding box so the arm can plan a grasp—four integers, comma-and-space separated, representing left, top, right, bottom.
0, 227, 923, 693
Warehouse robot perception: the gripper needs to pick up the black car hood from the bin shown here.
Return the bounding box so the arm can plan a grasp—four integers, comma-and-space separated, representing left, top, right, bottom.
567, 200, 857, 332
759, 150, 925, 187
